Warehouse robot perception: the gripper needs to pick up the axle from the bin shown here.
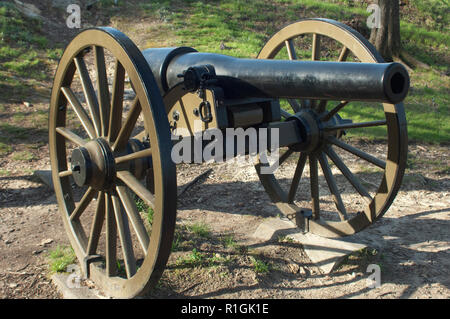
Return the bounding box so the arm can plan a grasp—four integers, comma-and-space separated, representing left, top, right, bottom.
143, 47, 410, 104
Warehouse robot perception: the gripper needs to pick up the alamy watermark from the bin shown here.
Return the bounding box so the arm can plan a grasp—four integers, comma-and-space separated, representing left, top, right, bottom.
171, 120, 280, 174
66, 264, 83, 289
66, 4, 81, 29
65, 3, 382, 30
366, 264, 381, 288
367, 3, 382, 29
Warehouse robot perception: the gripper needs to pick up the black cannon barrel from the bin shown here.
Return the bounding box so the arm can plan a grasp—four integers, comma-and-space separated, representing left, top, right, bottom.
143, 48, 409, 104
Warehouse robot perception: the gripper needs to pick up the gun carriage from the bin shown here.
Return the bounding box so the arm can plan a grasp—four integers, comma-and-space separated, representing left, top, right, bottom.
49, 18, 409, 298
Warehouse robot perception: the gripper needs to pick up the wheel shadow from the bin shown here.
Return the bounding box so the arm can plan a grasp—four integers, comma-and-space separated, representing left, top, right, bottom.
176, 164, 450, 219
148, 206, 449, 299
1, 163, 448, 299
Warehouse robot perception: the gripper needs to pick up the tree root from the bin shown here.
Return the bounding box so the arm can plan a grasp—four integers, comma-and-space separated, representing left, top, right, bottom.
395, 50, 432, 72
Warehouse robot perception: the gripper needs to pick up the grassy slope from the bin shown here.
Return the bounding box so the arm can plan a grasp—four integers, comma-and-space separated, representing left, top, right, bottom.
0, 0, 448, 145
135, 0, 449, 144
0, 2, 56, 159
0, 3, 58, 99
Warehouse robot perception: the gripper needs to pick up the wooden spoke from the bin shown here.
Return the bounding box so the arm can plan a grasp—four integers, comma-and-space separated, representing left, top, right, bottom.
116, 185, 150, 254
86, 191, 106, 255
287, 153, 308, 203
285, 39, 297, 60
94, 46, 111, 137
105, 193, 117, 276
132, 130, 148, 142
309, 155, 320, 219
59, 169, 73, 178
108, 59, 125, 142
111, 191, 137, 278
312, 33, 321, 61
280, 109, 292, 119
321, 101, 349, 122
278, 148, 295, 167
324, 120, 387, 132
115, 148, 152, 165
318, 152, 348, 221
74, 55, 101, 137
112, 97, 141, 151
55, 127, 86, 147
259, 148, 293, 173
116, 171, 155, 209
325, 146, 372, 204
317, 100, 328, 113
327, 136, 386, 169
61, 87, 96, 139
338, 46, 349, 62
71, 220, 88, 251
70, 187, 96, 221
287, 99, 301, 113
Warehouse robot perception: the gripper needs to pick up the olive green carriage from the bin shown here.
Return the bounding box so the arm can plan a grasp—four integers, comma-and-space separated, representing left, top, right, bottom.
49, 18, 409, 298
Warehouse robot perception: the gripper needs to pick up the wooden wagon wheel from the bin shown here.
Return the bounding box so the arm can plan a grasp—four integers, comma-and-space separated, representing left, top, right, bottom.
49, 28, 176, 298
256, 19, 407, 237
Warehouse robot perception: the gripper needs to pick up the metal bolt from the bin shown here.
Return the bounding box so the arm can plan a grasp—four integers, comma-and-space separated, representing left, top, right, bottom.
172, 111, 180, 121
193, 108, 200, 117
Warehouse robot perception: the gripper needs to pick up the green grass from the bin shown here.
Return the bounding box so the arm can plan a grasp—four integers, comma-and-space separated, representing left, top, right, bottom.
186, 222, 211, 238
176, 248, 206, 267
222, 235, 238, 249
0, 123, 30, 138
48, 245, 77, 273
0, 2, 51, 99
278, 235, 294, 243
11, 151, 35, 161
250, 256, 271, 274
46, 48, 63, 60
0, 123, 28, 156
0, 0, 447, 144
0, 140, 12, 156
171, 230, 183, 252
147, 207, 154, 225
409, 0, 449, 32
140, 0, 370, 58
407, 152, 446, 171
175, 248, 232, 269
136, 0, 448, 144
337, 247, 383, 272
0, 169, 11, 176
135, 197, 154, 226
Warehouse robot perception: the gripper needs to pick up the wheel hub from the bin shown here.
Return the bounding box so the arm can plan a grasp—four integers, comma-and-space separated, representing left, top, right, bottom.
70, 138, 152, 190
287, 109, 350, 153
71, 138, 115, 190
287, 109, 322, 153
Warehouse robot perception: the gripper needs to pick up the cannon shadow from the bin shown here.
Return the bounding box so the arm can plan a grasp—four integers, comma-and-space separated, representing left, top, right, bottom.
149, 206, 449, 299
150, 166, 450, 299
0, 164, 448, 299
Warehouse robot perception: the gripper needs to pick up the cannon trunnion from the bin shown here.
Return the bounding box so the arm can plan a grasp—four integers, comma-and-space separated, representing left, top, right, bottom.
49, 18, 409, 297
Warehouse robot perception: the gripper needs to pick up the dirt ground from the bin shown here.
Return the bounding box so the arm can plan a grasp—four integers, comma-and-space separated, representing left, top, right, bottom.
0, 0, 449, 300
0, 135, 449, 298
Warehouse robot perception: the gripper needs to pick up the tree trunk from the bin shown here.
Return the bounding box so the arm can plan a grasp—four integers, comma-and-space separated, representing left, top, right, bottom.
369, 0, 401, 62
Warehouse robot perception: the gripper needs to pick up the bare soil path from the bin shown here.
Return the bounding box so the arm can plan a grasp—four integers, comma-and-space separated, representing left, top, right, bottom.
0, 138, 448, 299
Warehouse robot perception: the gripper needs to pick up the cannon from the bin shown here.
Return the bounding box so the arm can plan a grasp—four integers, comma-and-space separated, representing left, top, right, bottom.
49, 18, 409, 298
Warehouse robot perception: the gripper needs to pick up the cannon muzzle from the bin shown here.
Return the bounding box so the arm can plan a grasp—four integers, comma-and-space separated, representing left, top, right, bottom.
143, 48, 409, 104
